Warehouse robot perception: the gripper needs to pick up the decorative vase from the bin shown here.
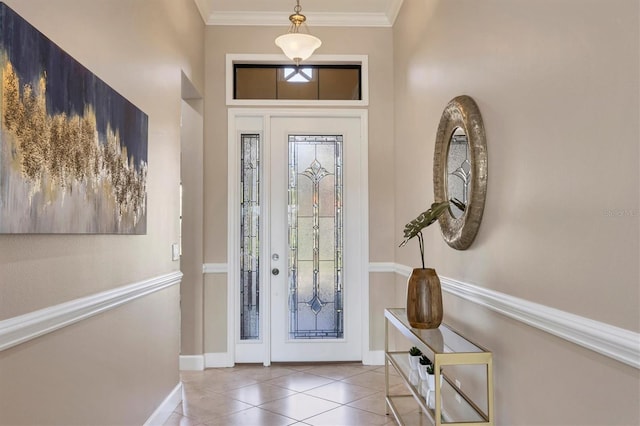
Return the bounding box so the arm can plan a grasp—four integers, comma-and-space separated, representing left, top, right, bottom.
406, 268, 443, 329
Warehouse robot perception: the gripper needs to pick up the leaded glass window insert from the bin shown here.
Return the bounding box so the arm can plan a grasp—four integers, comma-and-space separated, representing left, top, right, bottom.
288, 135, 343, 339
240, 134, 260, 340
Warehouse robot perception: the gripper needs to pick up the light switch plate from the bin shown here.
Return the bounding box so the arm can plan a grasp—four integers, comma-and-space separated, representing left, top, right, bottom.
171, 243, 180, 261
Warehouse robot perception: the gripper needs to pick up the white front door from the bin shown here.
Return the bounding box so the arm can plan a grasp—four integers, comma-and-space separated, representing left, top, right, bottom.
230, 109, 367, 364
269, 114, 364, 362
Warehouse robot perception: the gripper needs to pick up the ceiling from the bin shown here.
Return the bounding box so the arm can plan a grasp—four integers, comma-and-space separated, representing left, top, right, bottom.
193, 0, 404, 27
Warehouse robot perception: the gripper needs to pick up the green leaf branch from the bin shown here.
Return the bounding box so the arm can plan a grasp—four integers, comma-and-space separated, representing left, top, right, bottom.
399, 199, 465, 268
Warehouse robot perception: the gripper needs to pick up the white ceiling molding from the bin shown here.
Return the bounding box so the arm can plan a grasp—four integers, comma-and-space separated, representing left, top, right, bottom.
194, 0, 404, 27
203, 11, 393, 27
386, 0, 405, 26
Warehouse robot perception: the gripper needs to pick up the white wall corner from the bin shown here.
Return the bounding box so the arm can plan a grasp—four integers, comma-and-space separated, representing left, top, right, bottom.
205, 352, 235, 368
143, 382, 182, 426
179, 355, 205, 371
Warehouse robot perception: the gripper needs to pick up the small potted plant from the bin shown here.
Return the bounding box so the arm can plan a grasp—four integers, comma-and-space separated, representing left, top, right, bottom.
418, 355, 431, 381
408, 346, 422, 370
425, 362, 443, 391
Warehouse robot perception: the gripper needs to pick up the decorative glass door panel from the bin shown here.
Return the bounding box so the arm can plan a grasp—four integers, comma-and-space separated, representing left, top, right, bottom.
240, 134, 260, 340
287, 136, 343, 339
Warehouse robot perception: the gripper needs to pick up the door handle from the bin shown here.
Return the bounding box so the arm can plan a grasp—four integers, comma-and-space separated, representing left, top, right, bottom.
272, 268, 280, 276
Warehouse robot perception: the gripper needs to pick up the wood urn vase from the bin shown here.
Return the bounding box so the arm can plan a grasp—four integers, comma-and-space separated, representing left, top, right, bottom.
406, 268, 443, 329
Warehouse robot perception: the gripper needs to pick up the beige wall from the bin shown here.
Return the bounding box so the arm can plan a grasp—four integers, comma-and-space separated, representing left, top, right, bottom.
0, 0, 204, 423
393, 0, 639, 424
203, 25, 395, 353
181, 97, 205, 355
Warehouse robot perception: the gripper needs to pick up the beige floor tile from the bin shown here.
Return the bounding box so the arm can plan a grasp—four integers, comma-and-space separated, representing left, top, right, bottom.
304, 380, 379, 404
304, 405, 390, 426
346, 390, 419, 417
225, 364, 298, 382
303, 363, 375, 380
258, 393, 340, 421
266, 371, 334, 392
274, 363, 317, 371
206, 407, 297, 426
166, 362, 428, 426
177, 394, 253, 423
345, 391, 389, 416
340, 370, 403, 389
225, 382, 298, 406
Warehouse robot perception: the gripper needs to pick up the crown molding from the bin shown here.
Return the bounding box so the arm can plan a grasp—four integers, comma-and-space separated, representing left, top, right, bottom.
386, 0, 405, 25
204, 11, 394, 27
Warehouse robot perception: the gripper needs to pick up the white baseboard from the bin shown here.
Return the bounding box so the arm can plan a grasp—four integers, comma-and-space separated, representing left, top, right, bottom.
144, 382, 182, 426
374, 263, 640, 370
205, 352, 234, 368
362, 350, 385, 365
179, 355, 205, 371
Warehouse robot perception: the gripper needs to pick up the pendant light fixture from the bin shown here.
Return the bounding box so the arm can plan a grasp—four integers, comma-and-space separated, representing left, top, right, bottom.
275, 0, 322, 65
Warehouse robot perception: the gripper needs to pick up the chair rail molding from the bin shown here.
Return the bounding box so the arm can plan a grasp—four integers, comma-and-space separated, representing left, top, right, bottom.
0, 271, 183, 352
370, 262, 640, 369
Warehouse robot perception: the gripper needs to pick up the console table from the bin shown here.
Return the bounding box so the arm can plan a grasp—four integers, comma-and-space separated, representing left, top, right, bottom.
384, 308, 494, 426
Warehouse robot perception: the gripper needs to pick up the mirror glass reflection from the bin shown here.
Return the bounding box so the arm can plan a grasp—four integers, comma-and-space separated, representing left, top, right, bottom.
447, 127, 470, 219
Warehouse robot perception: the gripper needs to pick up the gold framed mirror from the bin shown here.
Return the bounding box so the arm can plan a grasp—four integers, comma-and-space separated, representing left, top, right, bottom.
433, 95, 487, 250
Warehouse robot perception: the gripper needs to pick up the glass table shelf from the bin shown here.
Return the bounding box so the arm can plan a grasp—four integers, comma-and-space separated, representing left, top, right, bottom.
385, 309, 494, 426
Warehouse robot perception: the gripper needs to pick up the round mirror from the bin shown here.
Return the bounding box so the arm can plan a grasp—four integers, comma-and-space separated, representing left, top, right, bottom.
433, 95, 487, 250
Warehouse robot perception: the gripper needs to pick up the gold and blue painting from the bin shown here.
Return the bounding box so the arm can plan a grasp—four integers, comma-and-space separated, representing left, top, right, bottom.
0, 3, 148, 234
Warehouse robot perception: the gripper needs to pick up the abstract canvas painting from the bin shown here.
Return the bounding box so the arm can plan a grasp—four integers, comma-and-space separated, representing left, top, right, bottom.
0, 2, 148, 234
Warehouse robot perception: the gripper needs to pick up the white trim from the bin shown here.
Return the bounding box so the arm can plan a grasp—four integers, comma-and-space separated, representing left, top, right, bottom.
359, 113, 371, 365
0, 272, 183, 352
440, 276, 640, 370
362, 350, 385, 366
143, 383, 182, 426
227, 111, 241, 368
205, 352, 235, 368
372, 263, 640, 369
386, 0, 405, 25
229, 109, 369, 364
204, 11, 394, 27
202, 263, 228, 274
226, 54, 369, 107
179, 355, 205, 371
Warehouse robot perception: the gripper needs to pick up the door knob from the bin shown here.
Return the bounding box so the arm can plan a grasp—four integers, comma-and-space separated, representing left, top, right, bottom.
272, 268, 280, 276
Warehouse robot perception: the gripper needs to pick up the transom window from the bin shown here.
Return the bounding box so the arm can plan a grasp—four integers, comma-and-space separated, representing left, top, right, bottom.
234, 64, 361, 101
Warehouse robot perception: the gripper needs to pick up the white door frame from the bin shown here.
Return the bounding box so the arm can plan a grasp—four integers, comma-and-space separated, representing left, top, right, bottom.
227, 108, 369, 366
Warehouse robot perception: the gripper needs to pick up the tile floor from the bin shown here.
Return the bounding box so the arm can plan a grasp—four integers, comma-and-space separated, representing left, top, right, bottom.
164, 362, 425, 426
